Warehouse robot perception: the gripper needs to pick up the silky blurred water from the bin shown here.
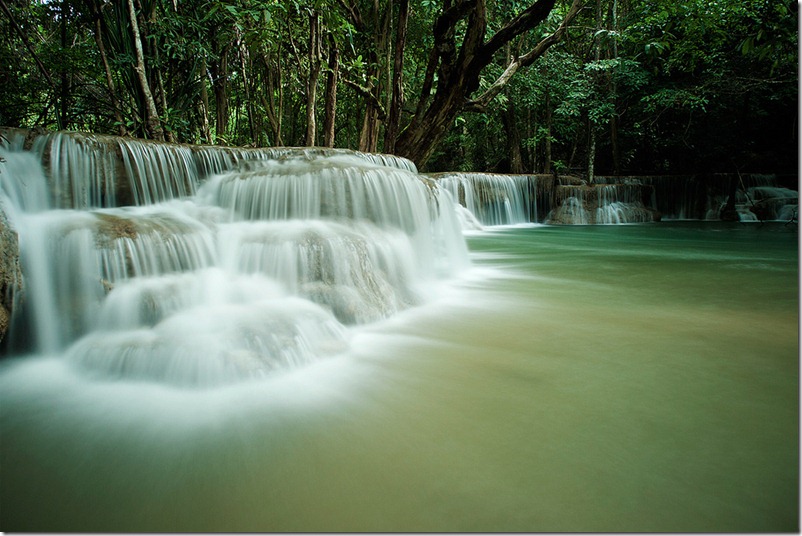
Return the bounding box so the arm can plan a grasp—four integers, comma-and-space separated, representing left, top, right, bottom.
0, 222, 798, 532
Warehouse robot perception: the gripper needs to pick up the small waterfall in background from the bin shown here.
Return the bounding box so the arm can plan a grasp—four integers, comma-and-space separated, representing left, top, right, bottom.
0, 131, 468, 387
635, 174, 798, 221
545, 181, 659, 224
431, 172, 538, 227
740, 185, 798, 221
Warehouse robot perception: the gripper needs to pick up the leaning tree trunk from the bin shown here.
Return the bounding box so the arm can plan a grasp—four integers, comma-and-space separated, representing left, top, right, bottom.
126, 0, 163, 141
394, 92, 463, 166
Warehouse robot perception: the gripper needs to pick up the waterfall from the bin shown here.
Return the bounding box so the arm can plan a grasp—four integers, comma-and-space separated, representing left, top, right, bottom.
20, 131, 418, 209
594, 184, 658, 224
742, 185, 798, 221
0, 133, 469, 387
546, 182, 658, 224
633, 174, 797, 222
431, 172, 537, 227
548, 194, 590, 225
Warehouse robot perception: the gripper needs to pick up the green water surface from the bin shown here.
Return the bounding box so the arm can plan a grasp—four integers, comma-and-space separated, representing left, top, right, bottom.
1, 222, 798, 532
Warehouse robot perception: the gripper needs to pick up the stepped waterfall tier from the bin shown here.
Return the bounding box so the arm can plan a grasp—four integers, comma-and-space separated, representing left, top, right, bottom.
545, 183, 660, 224
0, 131, 468, 386
430, 172, 539, 226
428, 169, 796, 226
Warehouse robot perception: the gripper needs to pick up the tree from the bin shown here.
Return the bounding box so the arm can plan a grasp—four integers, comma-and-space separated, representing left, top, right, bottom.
126, 0, 164, 140
2, 0, 796, 177
394, 0, 586, 167
382, 0, 409, 154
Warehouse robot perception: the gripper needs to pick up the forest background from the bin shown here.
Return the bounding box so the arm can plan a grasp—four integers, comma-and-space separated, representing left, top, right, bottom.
0, 0, 797, 176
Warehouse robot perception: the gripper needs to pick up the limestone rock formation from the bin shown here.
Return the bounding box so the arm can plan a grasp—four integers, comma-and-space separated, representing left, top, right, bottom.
0, 207, 22, 343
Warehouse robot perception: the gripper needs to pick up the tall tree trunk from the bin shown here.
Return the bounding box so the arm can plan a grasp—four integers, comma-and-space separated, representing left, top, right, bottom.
502, 97, 525, 173
261, 47, 284, 146
544, 93, 553, 173
610, 0, 621, 174
567, 130, 579, 171
126, 0, 163, 140
383, 0, 409, 154
306, 11, 321, 147
527, 106, 538, 172
276, 46, 285, 146
610, 115, 620, 174
357, 45, 382, 153
359, 105, 380, 152
408, 46, 437, 135
210, 41, 230, 144
153, 45, 176, 142
500, 42, 525, 173
358, 0, 392, 153
587, 121, 596, 183
199, 57, 212, 143
236, 28, 256, 144
587, 0, 603, 183
323, 33, 339, 148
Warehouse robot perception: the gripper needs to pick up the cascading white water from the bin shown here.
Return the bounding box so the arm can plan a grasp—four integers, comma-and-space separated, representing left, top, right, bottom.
549, 195, 590, 225
594, 184, 657, 224
1, 134, 798, 533
743, 186, 798, 221
31, 132, 121, 209
0, 135, 468, 387
23, 132, 420, 210
433, 173, 536, 227
547, 183, 658, 224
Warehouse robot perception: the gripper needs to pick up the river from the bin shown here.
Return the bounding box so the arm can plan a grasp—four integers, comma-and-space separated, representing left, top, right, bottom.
1, 221, 797, 532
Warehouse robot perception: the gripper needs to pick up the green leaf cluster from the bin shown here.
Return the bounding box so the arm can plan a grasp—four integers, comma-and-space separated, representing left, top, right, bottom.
0, 0, 796, 175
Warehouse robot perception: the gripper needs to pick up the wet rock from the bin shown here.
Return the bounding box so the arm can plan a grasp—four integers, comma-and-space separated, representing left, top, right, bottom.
0, 207, 22, 343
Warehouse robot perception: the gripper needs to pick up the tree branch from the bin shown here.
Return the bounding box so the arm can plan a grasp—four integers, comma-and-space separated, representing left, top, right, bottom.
336, 0, 363, 29
480, 0, 556, 61
465, 0, 585, 112
342, 79, 387, 121
433, 0, 477, 91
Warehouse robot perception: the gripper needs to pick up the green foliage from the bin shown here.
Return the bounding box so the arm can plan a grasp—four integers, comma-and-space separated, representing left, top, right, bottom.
1, 0, 797, 174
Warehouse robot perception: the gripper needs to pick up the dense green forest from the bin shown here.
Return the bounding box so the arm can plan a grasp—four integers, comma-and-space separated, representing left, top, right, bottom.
0, 0, 797, 174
